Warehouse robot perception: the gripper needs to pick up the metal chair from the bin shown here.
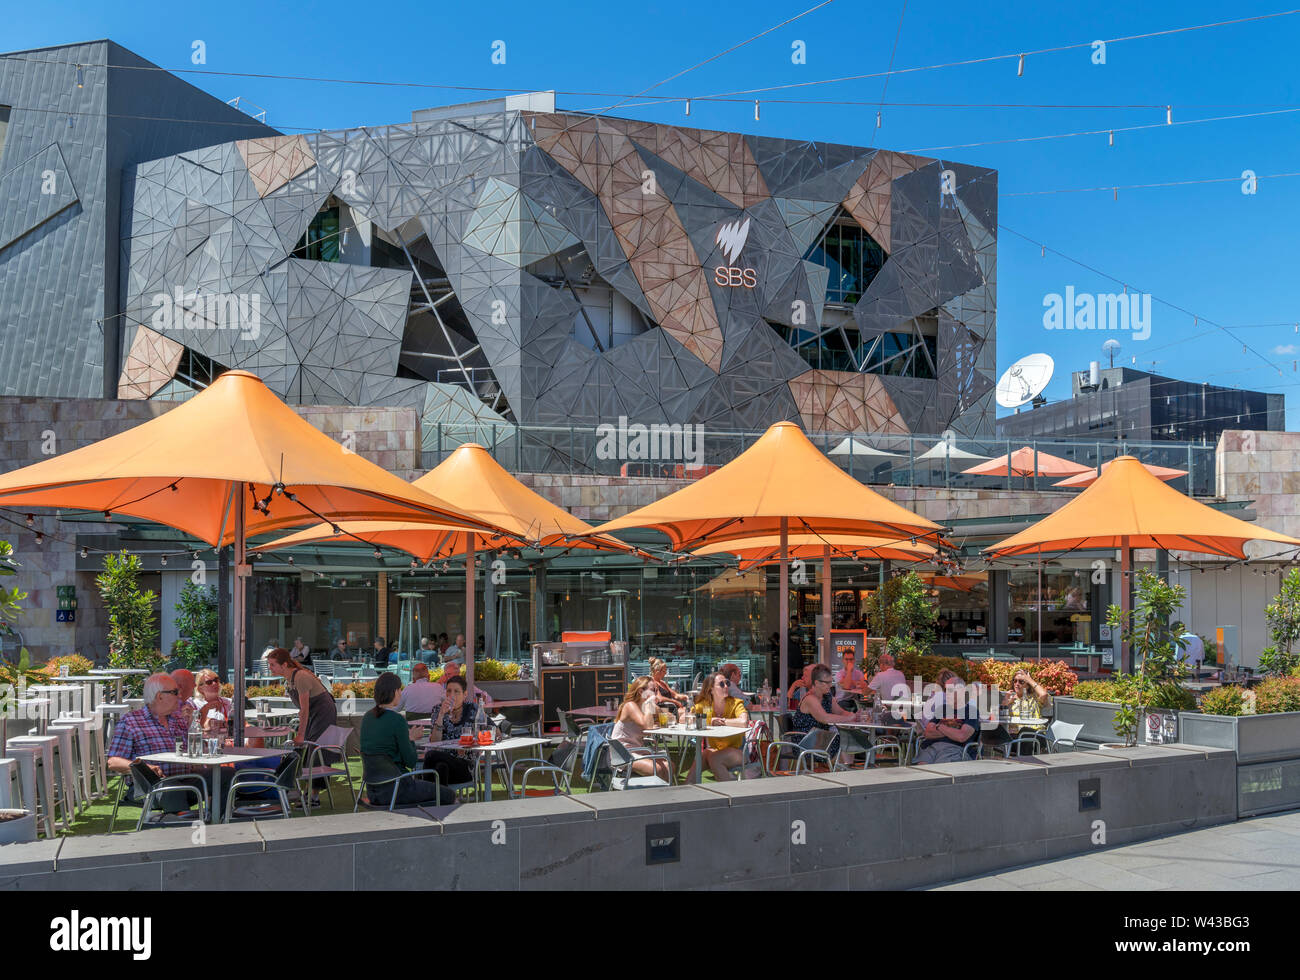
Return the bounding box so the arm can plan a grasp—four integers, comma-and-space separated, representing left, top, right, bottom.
726, 720, 770, 780
299, 724, 356, 810
355, 753, 444, 811
1042, 720, 1083, 752
1001, 735, 1042, 758
508, 754, 574, 797
764, 728, 834, 776
961, 739, 983, 761
223, 753, 300, 822
596, 738, 672, 790
123, 763, 209, 830
833, 726, 874, 771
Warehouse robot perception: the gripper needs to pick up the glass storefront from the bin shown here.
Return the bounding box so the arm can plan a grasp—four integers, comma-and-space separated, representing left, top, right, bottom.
1007, 567, 1093, 646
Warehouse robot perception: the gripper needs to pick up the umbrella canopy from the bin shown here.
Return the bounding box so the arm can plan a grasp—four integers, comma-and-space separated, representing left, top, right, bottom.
692, 532, 936, 571
593, 421, 942, 698
0, 370, 495, 743
1051, 459, 1188, 489
915, 440, 990, 464
255, 442, 629, 688
962, 446, 1094, 479
983, 456, 1296, 561
256, 443, 628, 561
594, 422, 943, 549
827, 437, 899, 459
0, 371, 491, 545
918, 571, 988, 592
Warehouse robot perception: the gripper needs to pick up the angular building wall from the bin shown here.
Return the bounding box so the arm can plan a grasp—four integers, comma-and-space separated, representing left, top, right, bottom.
116, 95, 998, 439
0, 41, 276, 399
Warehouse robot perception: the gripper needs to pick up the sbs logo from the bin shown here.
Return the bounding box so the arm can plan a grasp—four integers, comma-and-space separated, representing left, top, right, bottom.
713, 218, 756, 288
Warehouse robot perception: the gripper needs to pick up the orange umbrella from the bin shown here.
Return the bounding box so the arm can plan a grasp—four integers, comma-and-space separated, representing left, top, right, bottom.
691, 532, 936, 572
962, 446, 1094, 479
257, 443, 629, 683
1051, 459, 1187, 488
985, 455, 1300, 669
594, 421, 943, 697
918, 571, 988, 592
0, 371, 493, 737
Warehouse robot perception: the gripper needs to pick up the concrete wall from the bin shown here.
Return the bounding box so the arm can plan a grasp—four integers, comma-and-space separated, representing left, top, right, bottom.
0, 746, 1236, 890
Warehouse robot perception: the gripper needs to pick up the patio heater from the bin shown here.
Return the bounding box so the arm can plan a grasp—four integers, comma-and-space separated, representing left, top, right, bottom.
496, 590, 522, 661
603, 588, 630, 645
395, 592, 423, 660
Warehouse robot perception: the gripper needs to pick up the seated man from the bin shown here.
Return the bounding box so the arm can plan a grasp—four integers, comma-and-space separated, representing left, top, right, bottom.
834, 650, 868, 708
867, 652, 908, 714
371, 637, 390, 668
443, 633, 466, 668
438, 661, 492, 706
107, 672, 210, 813
912, 669, 981, 765
397, 662, 445, 716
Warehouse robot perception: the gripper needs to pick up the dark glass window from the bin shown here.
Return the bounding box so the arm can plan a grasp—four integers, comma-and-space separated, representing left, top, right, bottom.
0, 106, 9, 167
802, 207, 887, 305
292, 206, 340, 263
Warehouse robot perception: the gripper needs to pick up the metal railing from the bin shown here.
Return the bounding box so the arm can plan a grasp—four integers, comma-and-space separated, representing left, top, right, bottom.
420, 422, 1218, 496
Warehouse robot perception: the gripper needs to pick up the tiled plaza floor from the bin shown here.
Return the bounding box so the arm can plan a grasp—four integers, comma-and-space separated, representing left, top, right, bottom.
929, 810, 1300, 890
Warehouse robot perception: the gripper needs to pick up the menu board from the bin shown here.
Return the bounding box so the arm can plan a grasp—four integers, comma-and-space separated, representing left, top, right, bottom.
828, 629, 867, 672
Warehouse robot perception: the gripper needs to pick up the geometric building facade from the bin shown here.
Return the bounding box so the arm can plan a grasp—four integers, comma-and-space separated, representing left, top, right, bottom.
2, 42, 997, 441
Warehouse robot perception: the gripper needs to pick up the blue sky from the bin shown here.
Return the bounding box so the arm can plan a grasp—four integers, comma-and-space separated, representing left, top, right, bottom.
9, 0, 1300, 427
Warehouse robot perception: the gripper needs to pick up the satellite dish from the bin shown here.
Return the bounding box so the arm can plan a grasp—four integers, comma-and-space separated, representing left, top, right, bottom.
1102, 338, 1122, 368
996, 353, 1054, 408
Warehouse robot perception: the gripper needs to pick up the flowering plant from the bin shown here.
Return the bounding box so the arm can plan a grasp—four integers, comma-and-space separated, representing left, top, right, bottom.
40, 653, 94, 678
975, 659, 1078, 696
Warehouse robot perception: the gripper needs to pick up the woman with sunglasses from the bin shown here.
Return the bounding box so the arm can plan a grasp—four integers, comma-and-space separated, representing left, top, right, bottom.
691, 672, 749, 782
191, 668, 233, 737
788, 664, 859, 759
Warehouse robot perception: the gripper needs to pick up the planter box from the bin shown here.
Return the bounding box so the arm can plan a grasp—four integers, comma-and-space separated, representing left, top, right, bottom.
0, 809, 37, 846
476, 680, 535, 701
1054, 697, 1124, 744
1179, 710, 1300, 765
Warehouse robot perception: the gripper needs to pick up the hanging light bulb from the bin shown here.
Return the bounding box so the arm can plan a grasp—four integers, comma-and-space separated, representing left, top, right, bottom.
373, 548, 383, 560
34, 533, 44, 546
1017, 54, 1025, 76
25, 515, 34, 527
193, 551, 200, 560
287, 556, 295, 565
754, 100, 760, 121
160, 554, 167, 566
1108, 130, 1113, 147
80, 547, 88, 559
685, 98, 691, 116
1166, 106, 1172, 124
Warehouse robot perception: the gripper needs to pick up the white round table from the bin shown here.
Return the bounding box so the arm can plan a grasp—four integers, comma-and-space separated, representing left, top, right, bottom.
137, 745, 291, 822
645, 724, 749, 784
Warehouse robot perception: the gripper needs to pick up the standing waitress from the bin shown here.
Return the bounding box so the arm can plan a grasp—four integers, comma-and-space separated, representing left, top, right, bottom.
267, 647, 338, 806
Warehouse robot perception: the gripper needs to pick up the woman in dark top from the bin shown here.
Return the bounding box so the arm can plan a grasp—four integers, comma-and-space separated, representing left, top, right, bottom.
423, 675, 477, 787
649, 658, 688, 711
360, 673, 448, 806
788, 664, 859, 759
268, 647, 339, 805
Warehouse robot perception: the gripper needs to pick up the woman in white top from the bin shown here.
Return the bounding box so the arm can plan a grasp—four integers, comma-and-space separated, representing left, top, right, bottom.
611, 676, 675, 782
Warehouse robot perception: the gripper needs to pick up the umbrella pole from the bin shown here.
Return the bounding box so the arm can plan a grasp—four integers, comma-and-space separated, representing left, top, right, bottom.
1037, 557, 1043, 660
233, 503, 246, 747
465, 532, 476, 691
779, 517, 789, 706
1120, 536, 1132, 673
822, 545, 832, 665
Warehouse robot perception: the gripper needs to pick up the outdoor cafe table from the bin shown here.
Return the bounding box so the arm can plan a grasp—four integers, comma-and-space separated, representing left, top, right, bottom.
414, 736, 551, 801
645, 724, 748, 784
137, 745, 291, 822
11, 697, 51, 735
568, 705, 616, 720
51, 675, 108, 712
89, 668, 149, 703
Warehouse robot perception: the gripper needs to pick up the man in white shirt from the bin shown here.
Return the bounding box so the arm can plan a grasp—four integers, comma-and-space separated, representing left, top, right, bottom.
443, 633, 465, 666
439, 661, 491, 706
867, 652, 908, 702
397, 663, 445, 714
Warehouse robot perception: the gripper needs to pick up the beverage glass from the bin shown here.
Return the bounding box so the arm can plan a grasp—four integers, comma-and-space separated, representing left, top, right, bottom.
175, 739, 185, 756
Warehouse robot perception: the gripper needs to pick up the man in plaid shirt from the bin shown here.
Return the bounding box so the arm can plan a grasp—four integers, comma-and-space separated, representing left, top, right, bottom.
108, 673, 191, 779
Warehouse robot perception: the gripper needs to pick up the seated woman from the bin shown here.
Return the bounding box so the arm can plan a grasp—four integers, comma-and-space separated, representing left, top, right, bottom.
611, 676, 674, 782
191, 669, 233, 738
788, 664, 859, 759
649, 658, 689, 711
359, 673, 450, 806
422, 675, 477, 788
1007, 670, 1053, 742
692, 672, 749, 782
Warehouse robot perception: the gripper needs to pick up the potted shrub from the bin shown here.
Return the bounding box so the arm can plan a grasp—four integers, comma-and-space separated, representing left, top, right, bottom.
0, 808, 37, 845
1183, 677, 1300, 765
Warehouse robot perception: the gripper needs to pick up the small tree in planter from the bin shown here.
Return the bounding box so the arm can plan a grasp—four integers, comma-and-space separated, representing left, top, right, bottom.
866, 572, 937, 664
97, 551, 164, 692
173, 580, 219, 670
1258, 568, 1300, 676
1106, 571, 1188, 746
0, 537, 42, 696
